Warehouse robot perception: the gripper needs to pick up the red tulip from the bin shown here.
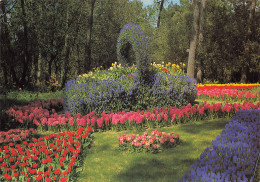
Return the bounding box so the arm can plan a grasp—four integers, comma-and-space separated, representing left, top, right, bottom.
36, 176, 43, 181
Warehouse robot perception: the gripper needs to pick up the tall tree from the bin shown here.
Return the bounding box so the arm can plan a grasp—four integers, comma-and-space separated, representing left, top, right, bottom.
20, 0, 32, 87
187, 0, 200, 78
61, 2, 71, 87
240, 0, 256, 83
0, 1, 10, 86
196, 0, 206, 83
85, 0, 96, 72
157, 0, 164, 28
35, 2, 43, 87
0, 0, 19, 87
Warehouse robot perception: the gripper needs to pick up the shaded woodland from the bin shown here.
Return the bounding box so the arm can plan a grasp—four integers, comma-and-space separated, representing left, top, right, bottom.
0, 0, 259, 91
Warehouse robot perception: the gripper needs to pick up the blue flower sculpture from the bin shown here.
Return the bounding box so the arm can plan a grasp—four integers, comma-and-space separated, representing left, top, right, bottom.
117, 23, 151, 85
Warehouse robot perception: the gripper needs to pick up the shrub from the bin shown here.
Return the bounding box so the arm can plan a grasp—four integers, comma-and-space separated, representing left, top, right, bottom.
63, 77, 136, 115
63, 72, 197, 115
136, 73, 197, 110
180, 109, 260, 182
117, 23, 151, 85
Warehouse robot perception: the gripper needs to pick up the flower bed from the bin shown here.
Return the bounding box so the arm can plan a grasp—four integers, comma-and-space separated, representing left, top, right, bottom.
0, 128, 37, 144
180, 109, 260, 182
6, 99, 63, 128
118, 129, 180, 153
6, 99, 260, 132
0, 127, 93, 182
63, 73, 197, 115
197, 83, 259, 90
197, 88, 259, 102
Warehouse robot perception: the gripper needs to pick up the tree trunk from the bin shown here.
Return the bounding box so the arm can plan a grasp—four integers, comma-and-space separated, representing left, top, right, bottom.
196, 0, 206, 83
48, 54, 56, 78
157, 0, 164, 28
84, 0, 96, 72
198, 0, 206, 45
62, 37, 70, 87
1, 0, 19, 87
77, 44, 81, 76
20, 0, 31, 88
0, 1, 9, 86
187, 0, 200, 78
35, 2, 42, 88
0, 57, 8, 86
36, 52, 42, 86
74, 3, 84, 77
240, 0, 256, 83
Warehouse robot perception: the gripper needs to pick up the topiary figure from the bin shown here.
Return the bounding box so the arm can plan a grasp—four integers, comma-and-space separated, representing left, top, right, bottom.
117, 23, 152, 85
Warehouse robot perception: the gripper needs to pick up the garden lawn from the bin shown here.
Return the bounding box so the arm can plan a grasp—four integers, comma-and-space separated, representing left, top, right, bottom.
0, 90, 63, 110
77, 117, 230, 182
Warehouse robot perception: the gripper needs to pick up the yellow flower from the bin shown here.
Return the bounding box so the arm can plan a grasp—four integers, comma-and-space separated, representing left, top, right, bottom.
183, 63, 186, 67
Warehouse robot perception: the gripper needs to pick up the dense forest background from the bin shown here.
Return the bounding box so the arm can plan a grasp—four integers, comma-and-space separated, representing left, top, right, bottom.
0, 0, 259, 92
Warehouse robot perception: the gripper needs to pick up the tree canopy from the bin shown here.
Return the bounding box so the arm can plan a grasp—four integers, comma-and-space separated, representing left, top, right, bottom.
0, 0, 259, 91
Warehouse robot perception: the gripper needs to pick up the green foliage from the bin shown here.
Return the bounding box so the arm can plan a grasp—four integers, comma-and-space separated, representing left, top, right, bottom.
197, 0, 260, 83
1, 0, 259, 92
150, 3, 193, 63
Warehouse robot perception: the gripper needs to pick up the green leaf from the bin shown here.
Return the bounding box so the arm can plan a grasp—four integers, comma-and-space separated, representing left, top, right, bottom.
76, 167, 83, 173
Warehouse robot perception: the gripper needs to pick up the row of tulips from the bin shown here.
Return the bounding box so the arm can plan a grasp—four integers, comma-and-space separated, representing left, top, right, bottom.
6, 99, 63, 128
118, 129, 180, 153
180, 109, 260, 182
0, 126, 94, 182
197, 88, 259, 102
6, 98, 260, 131
11, 99, 63, 111
197, 83, 259, 90
0, 128, 37, 144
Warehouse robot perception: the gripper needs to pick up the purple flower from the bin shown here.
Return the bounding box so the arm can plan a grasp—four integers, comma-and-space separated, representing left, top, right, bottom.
180, 109, 260, 182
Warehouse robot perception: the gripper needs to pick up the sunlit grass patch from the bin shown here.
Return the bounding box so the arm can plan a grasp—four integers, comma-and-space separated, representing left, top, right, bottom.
77, 118, 230, 182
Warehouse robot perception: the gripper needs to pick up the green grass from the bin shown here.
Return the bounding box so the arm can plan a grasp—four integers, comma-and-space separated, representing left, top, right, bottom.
77, 117, 230, 182
5, 90, 63, 101
0, 90, 63, 110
